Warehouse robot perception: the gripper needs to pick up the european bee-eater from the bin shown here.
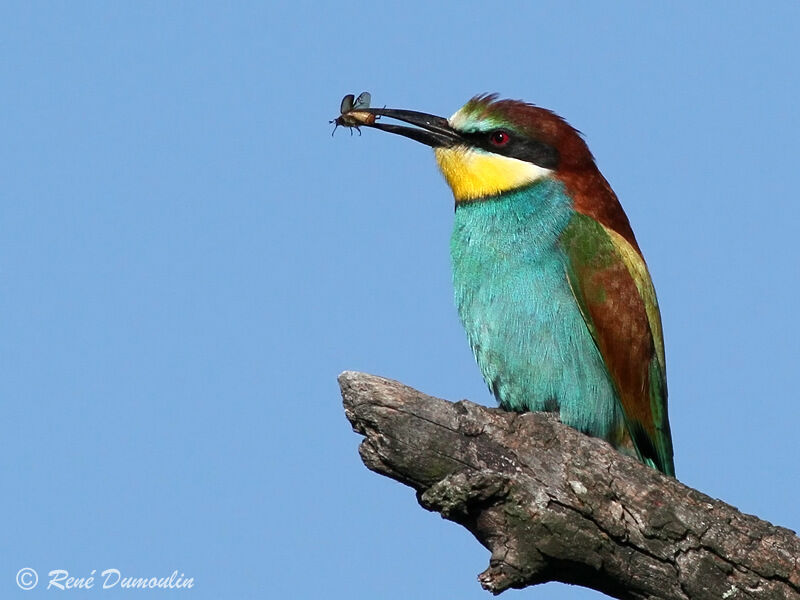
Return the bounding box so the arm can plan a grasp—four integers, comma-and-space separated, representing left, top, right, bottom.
347, 94, 674, 476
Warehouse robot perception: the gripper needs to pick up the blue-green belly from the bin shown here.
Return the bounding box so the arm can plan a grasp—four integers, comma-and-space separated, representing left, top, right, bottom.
450, 179, 624, 440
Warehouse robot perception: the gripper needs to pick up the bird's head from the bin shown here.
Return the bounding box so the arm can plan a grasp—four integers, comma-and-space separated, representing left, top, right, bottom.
359, 94, 595, 203
357, 94, 637, 247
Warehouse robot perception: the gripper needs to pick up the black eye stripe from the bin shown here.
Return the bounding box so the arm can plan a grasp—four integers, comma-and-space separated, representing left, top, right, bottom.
461, 129, 559, 169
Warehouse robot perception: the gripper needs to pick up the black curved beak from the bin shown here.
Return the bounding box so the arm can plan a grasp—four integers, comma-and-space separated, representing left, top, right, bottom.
359, 108, 463, 148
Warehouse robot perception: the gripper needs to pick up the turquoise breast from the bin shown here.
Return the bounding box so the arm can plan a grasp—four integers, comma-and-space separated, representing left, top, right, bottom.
450, 179, 624, 440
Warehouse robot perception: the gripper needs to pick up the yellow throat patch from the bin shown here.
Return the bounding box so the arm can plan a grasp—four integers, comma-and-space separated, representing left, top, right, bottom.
434, 146, 553, 203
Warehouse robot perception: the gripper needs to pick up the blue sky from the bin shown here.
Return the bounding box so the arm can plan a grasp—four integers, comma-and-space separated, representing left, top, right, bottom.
3, 2, 799, 599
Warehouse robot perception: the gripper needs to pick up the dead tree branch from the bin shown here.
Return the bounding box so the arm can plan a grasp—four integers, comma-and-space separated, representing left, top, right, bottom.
339, 371, 800, 600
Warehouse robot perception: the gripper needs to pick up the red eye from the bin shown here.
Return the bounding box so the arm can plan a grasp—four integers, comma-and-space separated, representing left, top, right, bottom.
490, 130, 510, 146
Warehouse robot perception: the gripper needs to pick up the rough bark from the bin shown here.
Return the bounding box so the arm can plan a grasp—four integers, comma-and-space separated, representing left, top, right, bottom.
339, 371, 800, 600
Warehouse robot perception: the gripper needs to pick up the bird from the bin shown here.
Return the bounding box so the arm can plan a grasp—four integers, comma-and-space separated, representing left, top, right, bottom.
343, 94, 674, 476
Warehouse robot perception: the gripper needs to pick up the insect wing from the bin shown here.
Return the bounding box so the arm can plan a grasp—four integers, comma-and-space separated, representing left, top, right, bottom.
353, 92, 371, 110
339, 94, 355, 114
